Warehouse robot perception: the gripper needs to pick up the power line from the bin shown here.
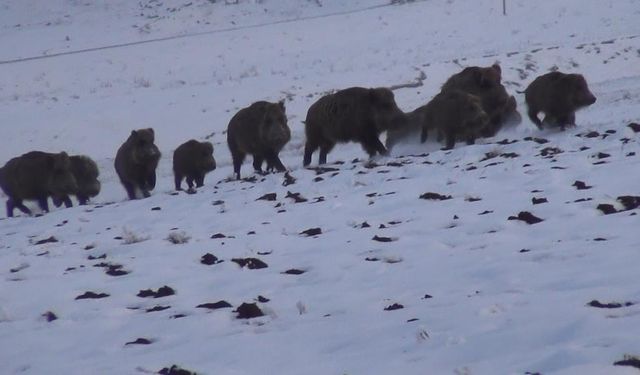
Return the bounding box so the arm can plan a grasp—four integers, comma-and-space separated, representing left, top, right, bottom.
0, 2, 411, 65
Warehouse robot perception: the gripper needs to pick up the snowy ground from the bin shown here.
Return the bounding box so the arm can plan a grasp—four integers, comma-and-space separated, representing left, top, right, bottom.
1, 1, 640, 374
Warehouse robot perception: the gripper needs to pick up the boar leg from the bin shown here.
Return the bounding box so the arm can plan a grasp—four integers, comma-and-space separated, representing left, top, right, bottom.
60, 196, 73, 208
252, 155, 265, 174
265, 151, 286, 172
147, 172, 157, 190
541, 114, 555, 127
140, 174, 153, 197
77, 194, 89, 205
420, 126, 429, 143
195, 173, 205, 188
174, 173, 184, 190
466, 135, 476, 145
15, 201, 31, 214
374, 139, 389, 156
37, 196, 50, 213
318, 143, 334, 165
527, 107, 543, 130
231, 151, 246, 180
186, 176, 195, 189
557, 112, 576, 130
303, 141, 318, 167
443, 129, 456, 150
122, 181, 137, 200
362, 133, 388, 157
52, 196, 64, 208
141, 188, 151, 198
7, 199, 32, 217
5, 200, 14, 217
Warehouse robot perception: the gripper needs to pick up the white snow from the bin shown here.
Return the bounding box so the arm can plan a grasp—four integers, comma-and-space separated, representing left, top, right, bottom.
1, 0, 640, 374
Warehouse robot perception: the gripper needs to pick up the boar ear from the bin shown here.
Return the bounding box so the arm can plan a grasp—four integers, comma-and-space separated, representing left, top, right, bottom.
492, 64, 502, 83
147, 128, 155, 136
491, 63, 502, 76
278, 100, 286, 112
130, 130, 138, 138
204, 142, 214, 152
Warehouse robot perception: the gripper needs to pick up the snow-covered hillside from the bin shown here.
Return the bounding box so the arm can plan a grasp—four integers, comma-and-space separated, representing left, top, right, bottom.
1, 1, 640, 374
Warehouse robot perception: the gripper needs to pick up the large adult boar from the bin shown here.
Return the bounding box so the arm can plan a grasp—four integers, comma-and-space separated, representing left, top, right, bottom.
442, 64, 521, 137
0, 151, 78, 217
173, 140, 216, 190
419, 90, 489, 150
303, 87, 407, 166
524, 71, 596, 130
227, 100, 290, 180
114, 128, 161, 199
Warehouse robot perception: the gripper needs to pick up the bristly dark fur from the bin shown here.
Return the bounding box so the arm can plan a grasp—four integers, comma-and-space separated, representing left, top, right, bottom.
173, 140, 216, 190
525, 71, 597, 130
419, 90, 490, 150
114, 128, 161, 199
303, 87, 407, 166
54, 155, 101, 206
441, 64, 521, 137
227, 101, 290, 179
0, 151, 78, 217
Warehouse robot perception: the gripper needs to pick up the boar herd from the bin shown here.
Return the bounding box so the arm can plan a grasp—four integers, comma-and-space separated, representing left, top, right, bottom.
0, 66, 597, 217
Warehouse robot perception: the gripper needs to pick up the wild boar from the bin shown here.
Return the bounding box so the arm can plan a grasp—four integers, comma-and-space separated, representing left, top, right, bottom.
114, 128, 161, 199
0, 151, 78, 217
227, 101, 290, 179
303, 87, 406, 165
173, 140, 216, 190
524, 71, 597, 130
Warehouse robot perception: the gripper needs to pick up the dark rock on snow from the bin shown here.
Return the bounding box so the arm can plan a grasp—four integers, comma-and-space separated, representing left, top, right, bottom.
196, 301, 233, 310
508, 211, 544, 224
231, 258, 268, 269
236, 302, 264, 319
